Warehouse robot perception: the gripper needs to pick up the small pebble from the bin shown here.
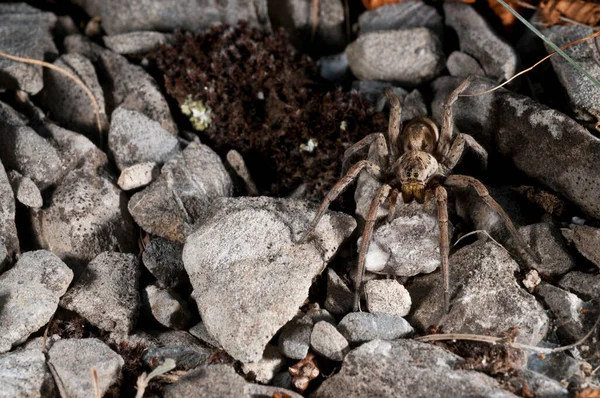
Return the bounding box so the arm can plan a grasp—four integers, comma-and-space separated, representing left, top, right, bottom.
365, 279, 411, 317
117, 162, 159, 190
337, 312, 413, 344
310, 321, 349, 362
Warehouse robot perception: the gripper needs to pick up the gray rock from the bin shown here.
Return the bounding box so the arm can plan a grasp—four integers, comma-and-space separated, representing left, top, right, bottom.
33, 168, 137, 273
527, 351, 586, 385
318, 52, 350, 83
314, 339, 516, 397
0, 242, 6, 271
39, 53, 108, 143
365, 279, 411, 316
143, 284, 192, 330
142, 237, 187, 289
278, 315, 312, 360
446, 51, 485, 78
103, 31, 173, 55
310, 321, 349, 361
431, 76, 600, 220
109, 107, 180, 171
242, 344, 285, 383
268, 0, 345, 55
0, 160, 18, 263
0, 250, 73, 353
0, 5, 57, 94
129, 141, 233, 242
64, 35, 177, 135
545, 25, 600, 127
72, 0, 270, 35
44, 122, 108, 173
351, 80, 408, 110
47, 338, 123, 398
337, 312, 413, 344
443, 3, 517, 81
60, 252, 140, 335
346, 28, 444, 86
511, 369, 569, 398
189, 321, 220, 347
562, 225, 600, 269
182, 196, 356, 362
305, 307, 337, 325
7, 170, 42, 209
324, 268, 354, 315
407, 240, 549, 345
518, 223, 575, 277
0, 348, 56, 397
536, 282, 587, 343
358, 1, 443, 37
559, 271, 600, 301
118, 162, 159, 190
142, 330, 212, 370
401, 89, 428, 122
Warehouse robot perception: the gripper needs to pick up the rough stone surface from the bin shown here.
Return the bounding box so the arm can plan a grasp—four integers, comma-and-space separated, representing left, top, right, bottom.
346, 28, 444, 86
358, 1, 443, 36
446, 51, 485, 77
318, 52, 350, 83
511, 369, 569, 398
143, 284, 192, 330
337, 312, 413, 344
7, 170, 42, 209
142, 237, 187, 289
0, 160, 18, 262
559, 271, 600, 301
103, 31, 173, 55
109, 107, 180, 171
60, 252, 141, 335
310, 321, 349, 361
72, 0, 270, 35
562, 225, 600, 269
278, 315, 312, 360
407, 240, 549, 345
444, 3, 517, 81
365, 279, 411, 316
142, 330, 212, 370
518, 223, 575, 277
189, 321, 220, 347
0, 348, 56, 397
400, 89, 428, 122
0, 250, 73, 353
47, 338, 123, 398
129, 141, 233, 242
0, 242, 6, 271
118, 162, 159, 190
536, 282, 587, 343
324, 268, 354, 315
431, 76, 600, 220
314, 339, 516, 397
182, 196, 355, 362
45, 122, 108, 173
241, 344, 285, 383
351, 80, 408, 112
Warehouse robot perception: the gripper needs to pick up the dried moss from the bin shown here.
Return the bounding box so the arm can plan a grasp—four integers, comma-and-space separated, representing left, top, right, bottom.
155, 22, 387, 200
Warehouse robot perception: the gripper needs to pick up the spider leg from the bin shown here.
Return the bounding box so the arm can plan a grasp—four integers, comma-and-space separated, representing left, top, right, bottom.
299, 160, 382, 243
444, 174, 541, 263
436, 76, 474, 160
386, 188, 400, 223
435, 185, 451, 313
383, 87, 402, 161
442, 133, 488, 173
354, 183, 392, 311
341, 132, 389, 175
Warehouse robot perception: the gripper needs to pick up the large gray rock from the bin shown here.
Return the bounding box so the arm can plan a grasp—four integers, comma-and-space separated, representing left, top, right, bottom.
182, 196, 356, 362
129, 140, 233, 242
559, 271, 600, 301
0, 160, 18, 263
72, 0, 270, 35
314, 339, 517, 397
0, 348, 56, 398
431, 76, 600, 220
346, 28, 444, 86
142, 237, 187, 289
0, 250, 73, 353
358, 1, 442, 37
337, 312, 413, 344
60, 252, 141, 335
47, 338, 123, 398
109, 106, 180, 171
443, 3, 517, 81
103, 31, 173, 55
518, 223, 575, 277
407, 240, 549, 345
562, 225, 600, 269
241, 344, 285, 383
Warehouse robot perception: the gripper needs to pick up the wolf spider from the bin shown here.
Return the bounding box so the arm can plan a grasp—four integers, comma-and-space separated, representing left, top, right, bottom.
299, 76, 539, 313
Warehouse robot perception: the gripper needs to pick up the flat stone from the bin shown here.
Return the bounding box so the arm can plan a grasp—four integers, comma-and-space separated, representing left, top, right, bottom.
358, 1, 443, 37
60, 252, 141, 335
241, 344, 285, 383
142, 237, 187, 289
278, 315, 312, 360
536, 282, 587, 343
129, 140, 233, 242
118, 162, 159, 190
324, 268, 354, 315
559, 271, 600, 301
518, 223, 575, 277
0, 250, 73, 353
310, 321, 349, 362
182, 196, 355, 362
365, 279, 411, 316
446, 51, 485, 77
0, 348, 56, 397
0, 159, 18, 263
103, 31, 173, 55
407, 240, 549, 345
143, 284, 192, 330
562, 225, 600, 269
346, 28, 444, 86
314, 339, 516, 397
47, 338, 123, 398
337, 312, 413, 344
7, 170, 42, 209
444, 3, 517, 81
109, 107, 180, 171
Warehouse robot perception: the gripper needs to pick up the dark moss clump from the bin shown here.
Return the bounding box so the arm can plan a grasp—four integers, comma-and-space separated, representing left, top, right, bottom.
155, 22, 387, 200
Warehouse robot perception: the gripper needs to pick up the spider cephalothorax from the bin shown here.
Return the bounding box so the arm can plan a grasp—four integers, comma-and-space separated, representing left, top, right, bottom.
299, 76, 540, 313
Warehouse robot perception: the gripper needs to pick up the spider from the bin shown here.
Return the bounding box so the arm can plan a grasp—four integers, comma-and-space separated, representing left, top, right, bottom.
299, 76, 540, 313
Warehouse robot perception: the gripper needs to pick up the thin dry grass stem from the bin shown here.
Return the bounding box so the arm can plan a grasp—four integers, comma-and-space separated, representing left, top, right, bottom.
415, 310, 600, 355
452, 230, 506, 251
0, 51, 103, 135
311, 0, 320, 40
460, 29, 600, 97
135, 358, 176, 398
91, 367, 101, 398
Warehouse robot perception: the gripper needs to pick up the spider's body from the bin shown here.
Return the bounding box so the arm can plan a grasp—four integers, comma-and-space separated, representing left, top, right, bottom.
299, 76, 539, 313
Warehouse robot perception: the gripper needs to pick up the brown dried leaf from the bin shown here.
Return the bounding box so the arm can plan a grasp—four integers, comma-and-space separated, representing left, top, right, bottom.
576, 388, 600, 398
538, 0, 600, 26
